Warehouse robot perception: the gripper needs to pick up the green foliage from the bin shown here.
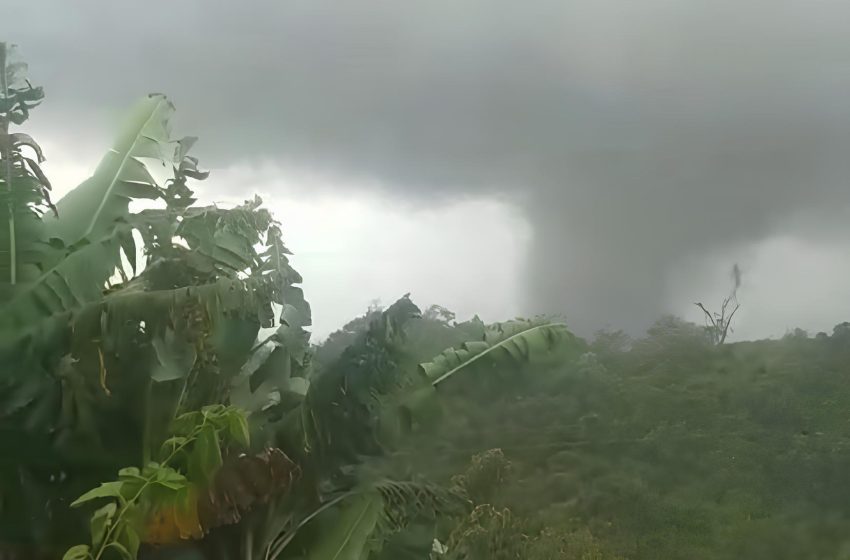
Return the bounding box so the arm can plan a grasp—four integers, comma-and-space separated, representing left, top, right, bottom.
435, 450, 624, 560
64, 406, 250, 560
421, 319, 583, 388
45, 94, 171, 247
397, 320, 850, 560
449, 449, 511, 506
0, 44, 44, 125
289, 481, 463, 560
233, 298, 580, 560
279, 295, 422, 474
3, 47, 489, 560
0, 42, 52, 290
0, 46, 313, 560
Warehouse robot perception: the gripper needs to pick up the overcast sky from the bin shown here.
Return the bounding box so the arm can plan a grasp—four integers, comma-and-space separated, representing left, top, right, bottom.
6, 0, 850, 340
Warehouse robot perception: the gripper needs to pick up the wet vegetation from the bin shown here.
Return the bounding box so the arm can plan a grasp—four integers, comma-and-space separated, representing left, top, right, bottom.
372, 315, 850, 559
2, 43, 850, 560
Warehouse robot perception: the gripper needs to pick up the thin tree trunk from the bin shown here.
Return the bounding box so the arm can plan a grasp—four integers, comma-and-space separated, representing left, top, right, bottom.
0, 42, 15, 284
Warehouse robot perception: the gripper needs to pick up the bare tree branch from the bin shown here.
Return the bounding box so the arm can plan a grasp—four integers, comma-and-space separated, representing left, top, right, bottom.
695, 264, 743, 345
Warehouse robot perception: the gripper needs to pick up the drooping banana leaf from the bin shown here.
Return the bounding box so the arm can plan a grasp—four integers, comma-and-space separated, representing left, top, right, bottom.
0, 191, 309, 422
0, 94, 181, 327
45, 94, 175, 246
0, 227, 126, 330
271, 481, 464, 560
377, 320, 584, 447
302, 493, 383, 560
0, 272, 287, 470
420, 320, 582, 387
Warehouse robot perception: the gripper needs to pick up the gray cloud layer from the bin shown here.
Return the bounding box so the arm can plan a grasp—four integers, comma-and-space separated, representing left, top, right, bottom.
8, 0, 850, 333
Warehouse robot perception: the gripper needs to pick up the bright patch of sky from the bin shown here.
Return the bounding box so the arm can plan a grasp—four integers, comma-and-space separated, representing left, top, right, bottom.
205, 164, 533, 341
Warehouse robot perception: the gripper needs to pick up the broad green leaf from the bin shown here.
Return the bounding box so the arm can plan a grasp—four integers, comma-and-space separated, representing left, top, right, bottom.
188, 425, 222, 485
420, 321, 581, 387
299, 482, 462, 560
117, 227, 137, 275
225, 410, 250, 448
117, 525, 140, 560
118, 467, 142, 478
152, 464, 188, 490
305, 494, 383, 560
150, 326, 197, 382
0, 228, 125, 329
71, 481, 126, 507
45, 94, 175, 246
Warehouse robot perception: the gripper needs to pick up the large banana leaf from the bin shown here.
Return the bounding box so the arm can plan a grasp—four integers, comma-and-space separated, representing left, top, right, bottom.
270, 481, 462, 560
45, 94, 174, 246
0, 273, 274, 437
377, 320, 583, 448
420, 320, 582, 387
0, 94, 179, 327
0, 227, 126, 329
303, 493, 383, 560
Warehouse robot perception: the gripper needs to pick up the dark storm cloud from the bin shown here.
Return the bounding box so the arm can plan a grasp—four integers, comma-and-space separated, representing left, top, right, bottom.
7, 0, 850, 333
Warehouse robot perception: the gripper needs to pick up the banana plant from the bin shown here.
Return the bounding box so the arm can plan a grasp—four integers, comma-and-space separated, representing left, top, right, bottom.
422, 318, 583, 386
228, 301, 583, 560
0, 42, 51, 291
374, 318, 584, 446
0, 45, 310, 559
